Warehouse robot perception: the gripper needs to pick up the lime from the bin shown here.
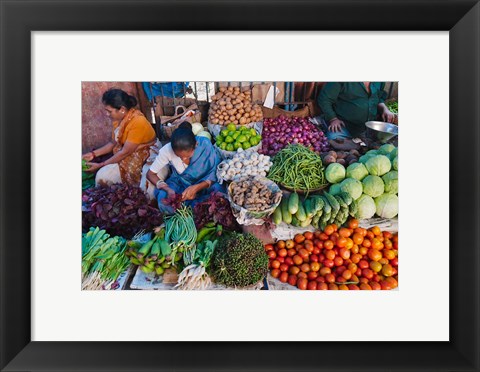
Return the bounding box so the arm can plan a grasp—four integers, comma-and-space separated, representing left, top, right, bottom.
250, 138, 259, 146
232, 132, 240, 140
220, 142, 227, 150
234, 142, 242, 150
237, 135, 247, 143
221, 129, 229, 137
250, 128, 257, 137
216, 135, 224, 143
255, 134, 262, 142
226, 143, 234, 151
242, 142, 251, 150
225, 136, 234, 143
227, 123, 236, 132
228, 130, 236, 137
240, 126, 249, 131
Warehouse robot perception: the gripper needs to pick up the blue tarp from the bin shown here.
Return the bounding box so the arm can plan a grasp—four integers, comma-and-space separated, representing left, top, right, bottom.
142, 82, 190, 100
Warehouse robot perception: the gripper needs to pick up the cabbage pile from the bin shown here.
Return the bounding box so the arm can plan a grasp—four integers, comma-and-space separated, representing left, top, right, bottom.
326, 144, 398, 219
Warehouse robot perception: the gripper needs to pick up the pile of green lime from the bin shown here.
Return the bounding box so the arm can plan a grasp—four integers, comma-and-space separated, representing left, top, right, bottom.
215, 123, 262, 152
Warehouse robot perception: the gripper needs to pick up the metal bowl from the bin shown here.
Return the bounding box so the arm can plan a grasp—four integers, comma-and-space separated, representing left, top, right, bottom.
365, 121, 398, 143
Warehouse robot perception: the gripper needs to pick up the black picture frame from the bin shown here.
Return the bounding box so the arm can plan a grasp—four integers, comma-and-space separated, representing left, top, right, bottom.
1, 0, 479, 371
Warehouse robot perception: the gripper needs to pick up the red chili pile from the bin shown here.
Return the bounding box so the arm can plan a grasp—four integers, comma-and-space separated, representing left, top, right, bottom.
265, 219, 398, 290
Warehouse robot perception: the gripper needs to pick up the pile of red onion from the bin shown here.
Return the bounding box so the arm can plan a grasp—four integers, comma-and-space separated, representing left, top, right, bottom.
260, 116, 330, 156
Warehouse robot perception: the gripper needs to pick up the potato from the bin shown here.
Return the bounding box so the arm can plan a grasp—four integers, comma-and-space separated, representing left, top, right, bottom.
219, 100, 226, 106
238, 109, 245, 114
337, 158, 346, 166
245, 107, 251, 113
239, 117, 247, 124
236, 113, 242, 119
214, 113, 219, 118
324, 155, 336, 165
233, 120, 238, 125
218, 115, 224, 120
235, 103, 243, 109
226, 103, 233, 110
227, 86, 234, 92
219, 87, 226, 93
229, 115, 236, 121
225, 97, 231, 102
212, 118, 219, 124
249, 111, 256, 117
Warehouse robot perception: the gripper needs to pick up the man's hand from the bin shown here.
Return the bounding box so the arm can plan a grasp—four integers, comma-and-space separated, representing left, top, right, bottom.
181, 185, 199, 201
382, 109, 395, 123
85, 162, 103, 172
82, 152, 94, 162
328, 118, 345, 133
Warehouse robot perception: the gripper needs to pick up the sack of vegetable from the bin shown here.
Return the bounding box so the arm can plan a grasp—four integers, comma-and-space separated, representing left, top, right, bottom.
227, 177, 282, 225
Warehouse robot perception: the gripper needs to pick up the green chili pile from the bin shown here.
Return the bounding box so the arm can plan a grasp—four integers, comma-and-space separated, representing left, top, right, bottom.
267, 144, 326, 192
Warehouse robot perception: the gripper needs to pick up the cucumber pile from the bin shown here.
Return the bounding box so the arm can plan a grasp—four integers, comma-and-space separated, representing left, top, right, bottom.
272, 191, 358, 230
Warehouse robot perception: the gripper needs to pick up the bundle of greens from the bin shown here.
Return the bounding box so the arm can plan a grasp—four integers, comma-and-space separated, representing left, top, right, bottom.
82, 159, 95, 190
81, 227, 130, 290
212, 232, 268, 288
165, 205, 197, 265
175, 239, 218, 290
82, 184, 163, 239
193, 192, 240, 231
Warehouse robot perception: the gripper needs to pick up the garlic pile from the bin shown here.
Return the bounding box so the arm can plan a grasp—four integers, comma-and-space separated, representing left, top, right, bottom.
217, 148, 273, 182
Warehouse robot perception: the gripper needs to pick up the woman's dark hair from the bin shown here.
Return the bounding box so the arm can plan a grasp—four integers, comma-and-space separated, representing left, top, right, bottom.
102, 88, 138, 110
171, 122, 196, 152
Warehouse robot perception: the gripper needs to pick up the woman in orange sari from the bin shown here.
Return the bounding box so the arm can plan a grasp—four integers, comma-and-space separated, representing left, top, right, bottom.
83, 89, 164, 196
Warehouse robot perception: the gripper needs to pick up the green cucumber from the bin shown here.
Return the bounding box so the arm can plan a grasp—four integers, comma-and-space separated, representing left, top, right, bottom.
338, 192, 353, 206
320, 195, 331, 215
295, 201, 307, 222
291, 215, 301, 227
288, 193, 300, 215
300, 217, 313, 227
349, 199, 358, 218
272, 206, 283, 225
304, 198, 314, 218
324, 192, 340, 215
281, 197, 292, 224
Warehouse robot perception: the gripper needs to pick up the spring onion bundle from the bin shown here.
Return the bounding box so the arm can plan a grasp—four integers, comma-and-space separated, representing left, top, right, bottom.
81, 227, 129, 290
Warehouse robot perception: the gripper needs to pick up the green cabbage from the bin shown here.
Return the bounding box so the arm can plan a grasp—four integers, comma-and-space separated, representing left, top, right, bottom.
392, 156, 398, 171
362, 175, 385, 198
365, 155, 392, 176
339, 178, 363, 200
378, 144, 395, 155
382, 171, 398, 194
325, 163, 346, 184
359, 153, 376, 164
375, 194, 399, 218
346, 162, 369, 181
356, 194, 376, 219
389, 147, 398, 161
329, 183, 342, 196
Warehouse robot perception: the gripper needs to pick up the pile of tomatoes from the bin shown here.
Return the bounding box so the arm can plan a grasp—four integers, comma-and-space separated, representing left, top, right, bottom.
265, 219, 398, 290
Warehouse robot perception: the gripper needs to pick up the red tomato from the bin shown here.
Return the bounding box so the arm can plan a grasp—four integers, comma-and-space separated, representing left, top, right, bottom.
284, 257, 294, 266
319, 254, 326, 262
300, 263, 311, 273
334, 256, 344, 267
279, 263, 289, 272
287, 274, 298, 286
287, 248, 296, 257
270, 269, 280, 278
310, 254, 319, 263
316, 276, 326, 283
348, 284, 360, 290
297, 272, 308, 279
370, 282, 382, 290
310, 262, 320, 272
325, 273, 336, 283
297, 278, 308, 290
307, 271, 318, 280
271, 260, 280, 269
336, 266, 346, 275
289, 266, 300, 275
358, 260, 369, 269
267, 250, 276, 259
279, 272, 289, 283
265, 244, 274, 251
362, 268, 374, 280
323, 259, 334, 268
277, 248, 288, 258
293, 255, 303, 266
307, 281, 318, 290
319, 267, 331, 276
276, 256, 285, 264
317, 282, 328, 290
298, 249, 309, 260
342, 270, 352, 280
390, 257, 399, 267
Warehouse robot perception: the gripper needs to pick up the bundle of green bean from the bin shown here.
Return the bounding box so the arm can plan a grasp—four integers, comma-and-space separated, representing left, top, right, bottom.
268, 144, 326, 192
165, 205, 197, 266
82, 227, 130, 290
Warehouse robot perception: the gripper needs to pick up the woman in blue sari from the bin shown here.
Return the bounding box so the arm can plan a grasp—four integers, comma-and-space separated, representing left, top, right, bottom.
147, 122, 225, 214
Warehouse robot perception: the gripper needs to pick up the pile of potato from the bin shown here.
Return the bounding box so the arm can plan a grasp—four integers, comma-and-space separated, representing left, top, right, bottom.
208, 86, 263, 126
321, 149, 362, 166
231, 180, 282, 212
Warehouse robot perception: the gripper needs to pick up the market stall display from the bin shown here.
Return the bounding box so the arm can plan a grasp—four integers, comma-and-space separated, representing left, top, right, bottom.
208, 86, 263, 126
261, 116, 330, 156
81, 82, 399, 291
266, 220, 398, 290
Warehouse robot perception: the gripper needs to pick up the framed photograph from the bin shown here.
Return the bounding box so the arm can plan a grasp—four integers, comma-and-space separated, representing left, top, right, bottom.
1, 0, 479, 371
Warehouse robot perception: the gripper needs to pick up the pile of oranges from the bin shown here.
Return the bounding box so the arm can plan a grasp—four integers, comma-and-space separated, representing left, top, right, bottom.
265, 219, 398, 290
